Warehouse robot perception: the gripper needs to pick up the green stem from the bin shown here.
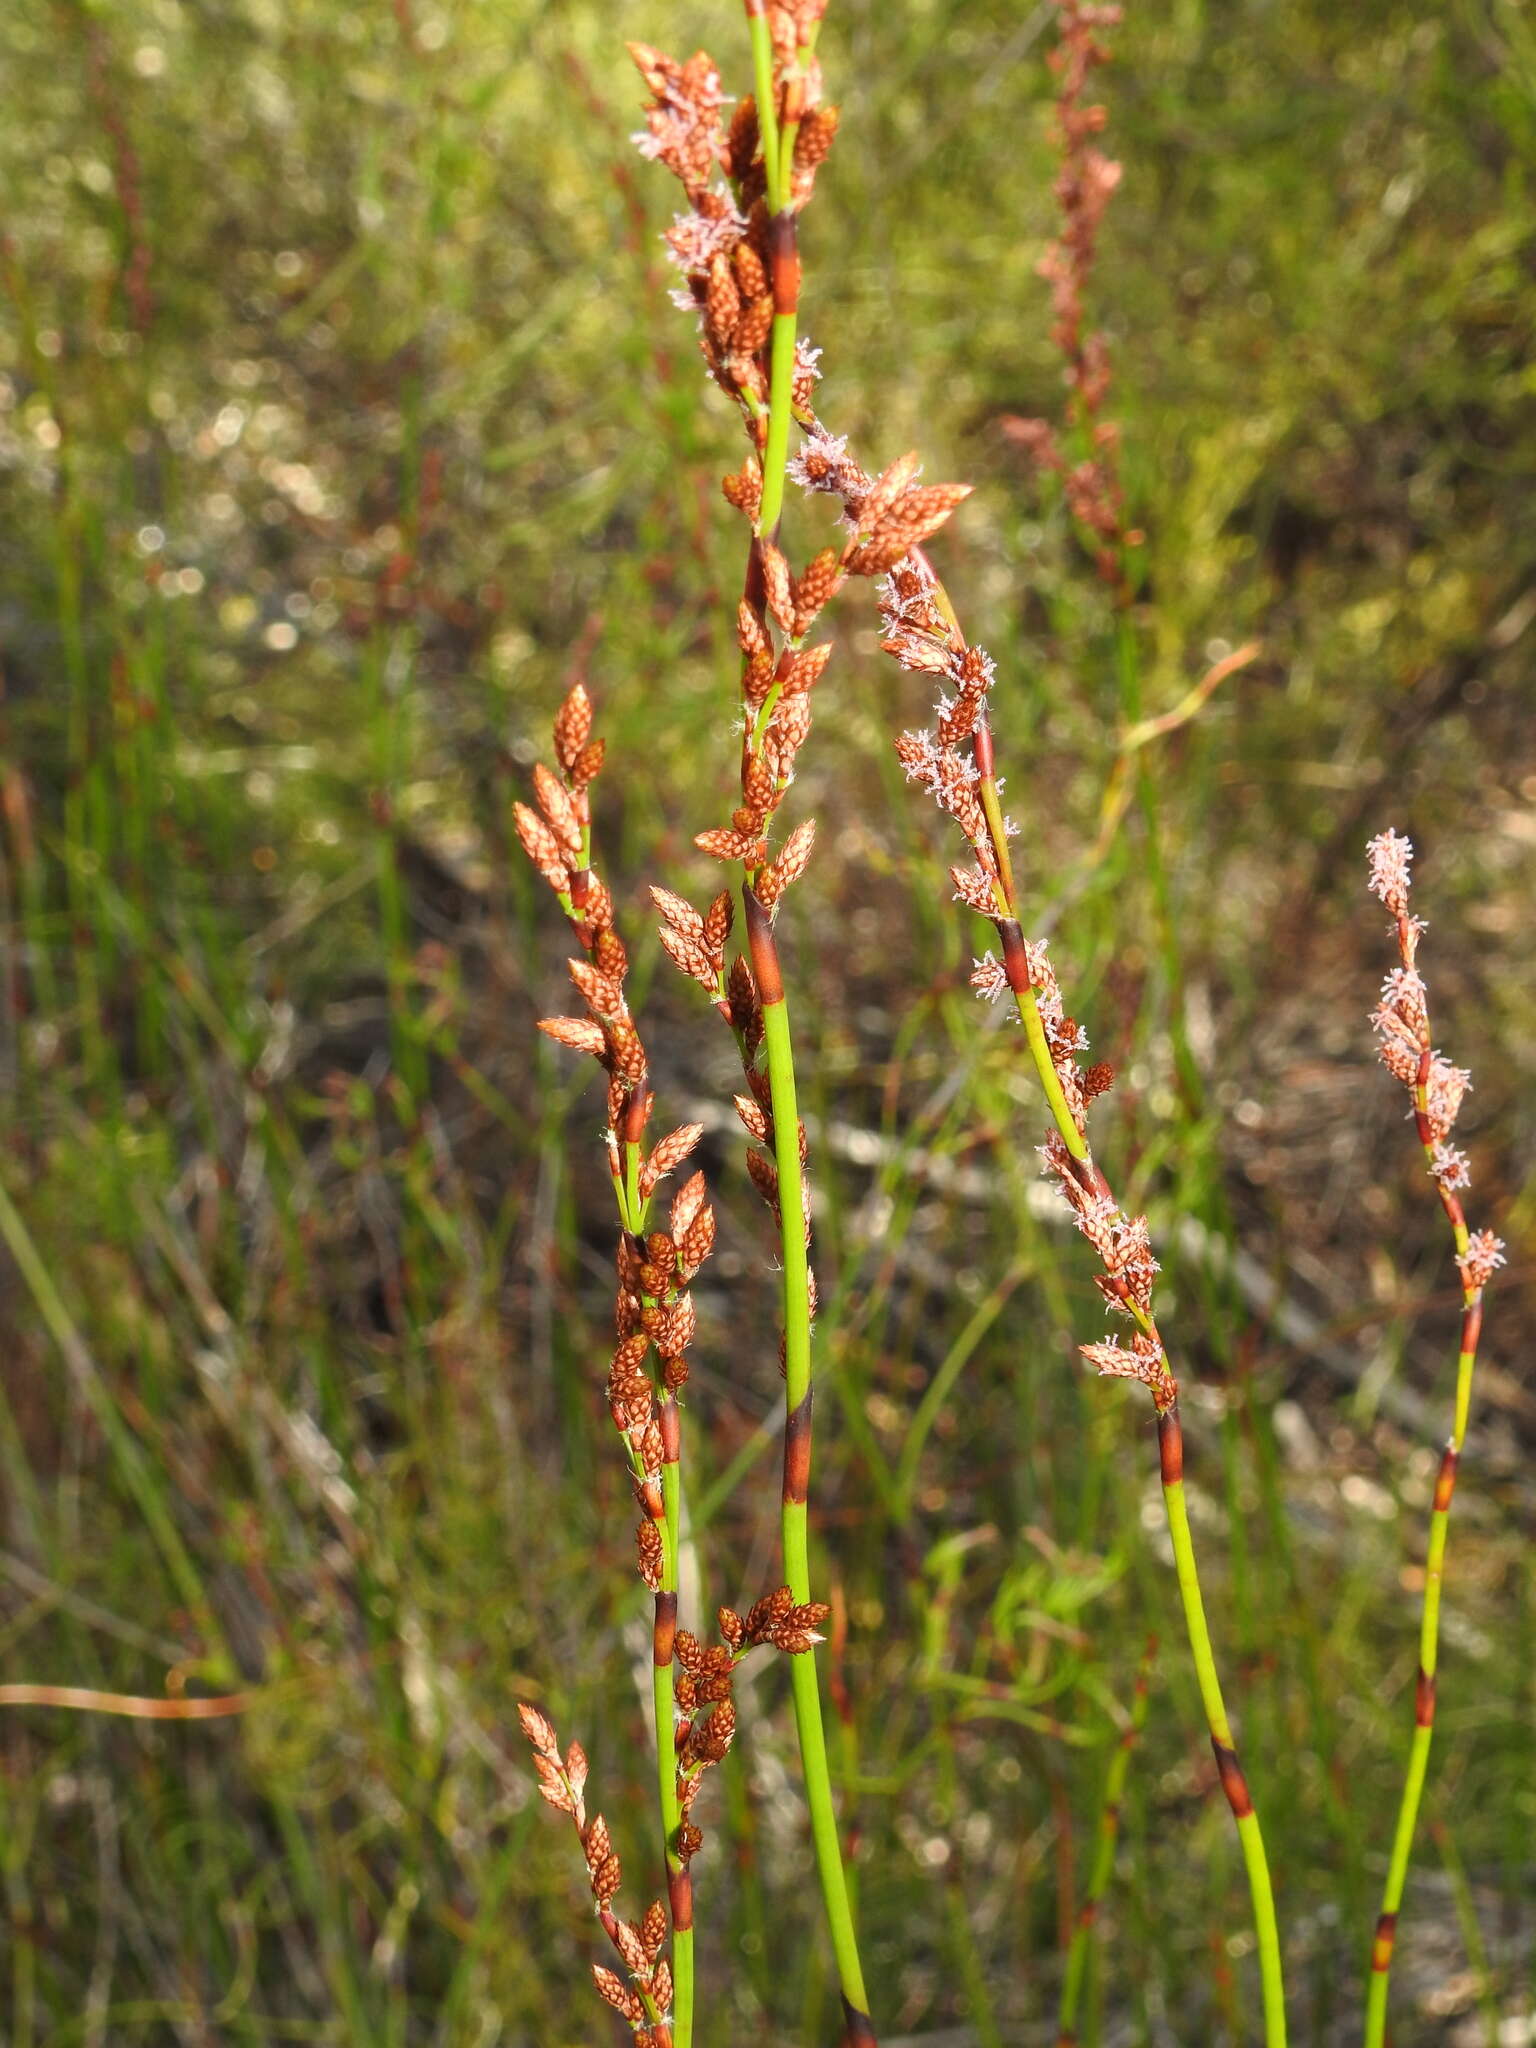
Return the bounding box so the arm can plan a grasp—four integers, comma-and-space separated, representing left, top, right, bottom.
0, 1174, 225, 1672
758, 306, 798, 539
1160, 1415, 1287, 2048
658, 1446, 693, 2048
622, 1129, 694, 2048
1363, 1331, 1478, 2048
747, 10, 782, 212
1364, 1032, 1484, 2046
746, 887, 875, 2042
1056, 1639, 1154, 2046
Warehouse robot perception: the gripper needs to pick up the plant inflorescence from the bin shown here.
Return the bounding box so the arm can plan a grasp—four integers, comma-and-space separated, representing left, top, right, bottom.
511, 5, 1507, 2044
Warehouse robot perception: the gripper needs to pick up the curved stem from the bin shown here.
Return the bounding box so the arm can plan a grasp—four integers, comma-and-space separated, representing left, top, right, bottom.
657, 1435, 694, 2046
745, 887, 877, 2044
1056, 1638, 1155, 2047
1160, 1412, 1287, 2048
1363, 1311, 1480, 2047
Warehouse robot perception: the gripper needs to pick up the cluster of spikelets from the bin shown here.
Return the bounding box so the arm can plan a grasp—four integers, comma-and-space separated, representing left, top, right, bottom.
512, 682, 849, 2034
651, 876, 815, 1265
1365, 829, 1505, 1292
668, 1589, 833, 1854
627, 30, 972, 897
999, 0, 1135, 585
513, 685, 713, 1538
518, 1704, 677, 2047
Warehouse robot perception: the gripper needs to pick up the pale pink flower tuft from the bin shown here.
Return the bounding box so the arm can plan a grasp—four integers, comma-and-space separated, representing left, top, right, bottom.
1456, 1229, 1506, 1292
1366, 828, 1414, 917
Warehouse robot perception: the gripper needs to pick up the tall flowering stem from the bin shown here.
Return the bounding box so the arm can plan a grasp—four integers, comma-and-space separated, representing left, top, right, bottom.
630, 11, 979, 2033
1361, 829, 1504, 2048
1056, 1635, 1155, 2048
514, 684, 718, 2047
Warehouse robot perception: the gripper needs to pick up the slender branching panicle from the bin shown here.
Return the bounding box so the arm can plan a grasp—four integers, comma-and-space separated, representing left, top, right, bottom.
629, 10, 971, 2036
1361, 829, 1504, 2048
514, 683, 711, 2042
518, 1705, 677, 2048
880, 574, 1287, 2040
515, 683, 857, 2038
999, 0, 1138, 594
709, 25, 1287, 2025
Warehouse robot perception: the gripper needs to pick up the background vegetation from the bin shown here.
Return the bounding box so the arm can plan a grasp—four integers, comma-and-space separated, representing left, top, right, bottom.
1, 0, 1533, 2042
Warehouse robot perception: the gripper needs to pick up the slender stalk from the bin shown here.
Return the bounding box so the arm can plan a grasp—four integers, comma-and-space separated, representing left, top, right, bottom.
1361, 859, 1500, 2047
884, 566, 1289, 2040
516, 692, 717, 2046
1160, 1415, 1286, 2048
1057, 1638, 1154, 2048
657, 1418, 694, 2043
745, 889, 876, 2044
620, 1119, 694, 2048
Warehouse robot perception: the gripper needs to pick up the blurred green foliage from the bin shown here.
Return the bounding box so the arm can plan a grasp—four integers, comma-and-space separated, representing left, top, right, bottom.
1, 0, 1534, 2043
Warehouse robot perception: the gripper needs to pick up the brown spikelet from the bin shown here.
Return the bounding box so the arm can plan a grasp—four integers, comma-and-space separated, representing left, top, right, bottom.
706, 253, 742, 344
727, 94, 759, 181
759, 543, 794, 633
756, 818, 816, 908
696, 826, 762, 862
736, 601, 769, 656
641, 1899, 668, 1960
676, 1203, 716, 1273
553, 682, 593, 770
690, 1698, 737, 1762
657, 1291, 696, 1358
877, 480, 974, 553
658, 922, 718, 989
637, 1517, 663, 1588
723, 465, 763, 517
726, 955, 758, 1034
858, 450, 923, 532
606, 1019, 647, 1084
670, 1169, 708, 1239
649, 1123, 704, 1181
564, 1739, 589, 1800
532, 762, 584, 858
569, 957, 624, 1017
791, 546, 843, 633
743, 752, 778, 814
794, 103, 840, 170
743, 646, 777, 707
704, 890, 734, 956
569, 737, 606, 789
537, 1015, 608, 1059
615, 1920, 650, 1975
592, 1964, 640, 2019
734, 1091, 769, 1140
950, 864, 999, 915
517, 1702, 559, 1756
578, 872, 614, 934
732, 294, 775, 357
746, 1147, 780, 1206
512, 802, 568, 888
780, 642, 833, 696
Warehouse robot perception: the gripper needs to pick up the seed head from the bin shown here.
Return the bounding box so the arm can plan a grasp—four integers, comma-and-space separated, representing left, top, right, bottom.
553, 682, 593, 771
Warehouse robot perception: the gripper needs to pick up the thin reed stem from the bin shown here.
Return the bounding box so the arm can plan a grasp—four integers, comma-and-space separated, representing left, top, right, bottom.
1056, 1638, 1154, 2047
879, 552, 1290, 2042
516, 690, 720, 2047
745, 889, 875, 2043
1361, 841, 1503, 2048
